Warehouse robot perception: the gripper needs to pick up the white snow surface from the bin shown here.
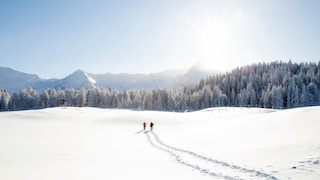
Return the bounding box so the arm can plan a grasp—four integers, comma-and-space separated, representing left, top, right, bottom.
0, 107, 319, 180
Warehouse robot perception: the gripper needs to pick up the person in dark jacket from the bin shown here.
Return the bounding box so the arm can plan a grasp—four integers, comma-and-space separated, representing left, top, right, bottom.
150, 122, 154, 131
143, 122, 147, 130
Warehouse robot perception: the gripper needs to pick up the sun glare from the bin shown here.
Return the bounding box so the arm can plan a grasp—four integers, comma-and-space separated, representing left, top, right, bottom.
177, 5, 246, 72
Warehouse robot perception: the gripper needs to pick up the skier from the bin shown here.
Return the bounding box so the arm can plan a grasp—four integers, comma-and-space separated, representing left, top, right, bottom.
143, 122, 147, 130
150, 122, 154, 131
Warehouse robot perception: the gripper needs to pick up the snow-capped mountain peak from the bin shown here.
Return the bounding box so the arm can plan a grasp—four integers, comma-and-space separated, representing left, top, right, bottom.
61, 69, 96, 89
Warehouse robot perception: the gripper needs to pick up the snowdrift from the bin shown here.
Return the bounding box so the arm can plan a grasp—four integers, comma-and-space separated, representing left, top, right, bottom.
0, 107, 319, 179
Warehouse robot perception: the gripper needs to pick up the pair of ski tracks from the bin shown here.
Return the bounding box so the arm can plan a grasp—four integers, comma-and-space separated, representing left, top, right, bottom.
144, 131, 277, 180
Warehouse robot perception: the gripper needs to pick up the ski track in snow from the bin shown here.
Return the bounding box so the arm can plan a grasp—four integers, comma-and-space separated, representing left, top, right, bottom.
145, 131, 277, 180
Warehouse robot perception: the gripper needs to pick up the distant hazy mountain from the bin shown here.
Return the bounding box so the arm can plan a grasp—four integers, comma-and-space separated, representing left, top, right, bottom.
177, 62, 220, 84
0, 67, 42, 93
0, 64, 219, 94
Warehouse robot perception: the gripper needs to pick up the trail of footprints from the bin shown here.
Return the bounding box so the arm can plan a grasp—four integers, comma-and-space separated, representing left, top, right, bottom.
145, 131, 277, 180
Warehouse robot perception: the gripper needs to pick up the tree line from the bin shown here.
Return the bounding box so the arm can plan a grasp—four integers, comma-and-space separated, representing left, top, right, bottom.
1, 61, 319, 111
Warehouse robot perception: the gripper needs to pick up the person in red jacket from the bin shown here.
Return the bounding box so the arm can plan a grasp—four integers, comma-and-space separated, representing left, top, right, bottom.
143, 122, 147, 130
150, 122, 154, 131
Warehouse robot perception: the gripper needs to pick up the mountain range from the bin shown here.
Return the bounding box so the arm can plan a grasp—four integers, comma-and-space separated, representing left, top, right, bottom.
0, 64, 219, 94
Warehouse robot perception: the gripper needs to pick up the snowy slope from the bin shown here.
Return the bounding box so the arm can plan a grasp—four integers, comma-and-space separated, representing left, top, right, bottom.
0, 107, 319, 180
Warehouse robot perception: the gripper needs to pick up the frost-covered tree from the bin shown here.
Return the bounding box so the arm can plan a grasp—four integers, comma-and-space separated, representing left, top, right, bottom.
230, 89, 236, 106
211, 85, 221, 106
167, 92, 175, 110
8, 93, 19, 110
121, 89, 131, 108
202, 85, 212, 108
143, 92, 153, 110
191, 92, 200, 110
272, 85, 283, 109
218, 94, 227, 106
131, 90, 143, 109
300, 84, 308, 106
47, 88, 58, 107
156, 93, 163, 110
179, 93, 187, 110
19, 87, 38, 109
65, 89, 75, 106
238, 89, 248, 107
292, 85, 300, 107
39, 90, 49, 107
87, 89, 97, 107
0, 89, 10, 110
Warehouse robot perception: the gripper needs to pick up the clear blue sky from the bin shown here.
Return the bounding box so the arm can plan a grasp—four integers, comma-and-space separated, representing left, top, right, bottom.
1, 0, 319, 78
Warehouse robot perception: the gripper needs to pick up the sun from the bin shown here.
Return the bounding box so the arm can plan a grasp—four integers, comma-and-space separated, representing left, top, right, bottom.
188, 15, 235, 72
175, 5, 246, 72
162, 4, 247, 73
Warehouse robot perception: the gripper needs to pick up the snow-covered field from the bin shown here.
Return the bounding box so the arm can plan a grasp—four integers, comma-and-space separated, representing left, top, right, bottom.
0, 107, 319, 180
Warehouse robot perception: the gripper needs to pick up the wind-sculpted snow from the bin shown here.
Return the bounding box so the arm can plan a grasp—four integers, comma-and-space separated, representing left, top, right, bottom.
145, 131, 277, 180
